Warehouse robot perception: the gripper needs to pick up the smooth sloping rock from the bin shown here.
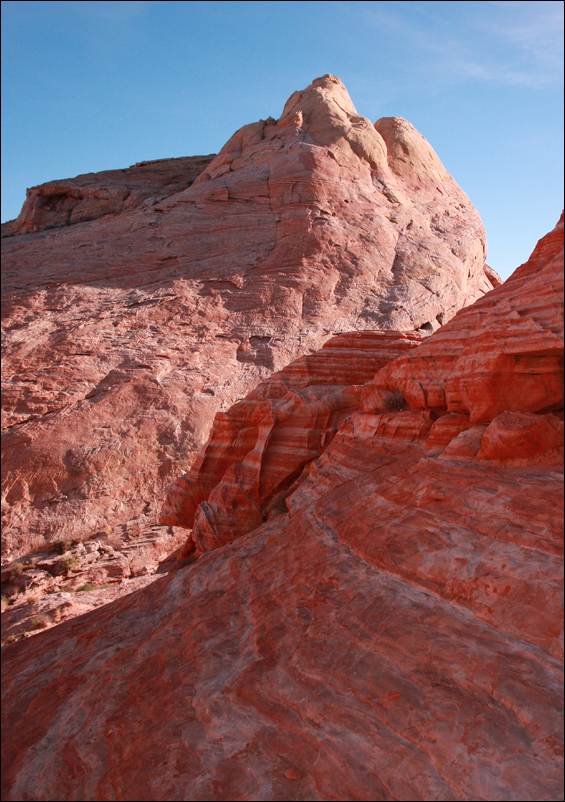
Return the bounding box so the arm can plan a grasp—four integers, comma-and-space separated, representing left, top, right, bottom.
1, 75, 499, 559
1, 218, 561, 802
2, 503, 562, 801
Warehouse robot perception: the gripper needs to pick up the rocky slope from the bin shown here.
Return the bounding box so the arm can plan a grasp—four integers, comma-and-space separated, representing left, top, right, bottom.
1, 216, 562, 802
1, 74, 499, 570
165, 212, 563, 559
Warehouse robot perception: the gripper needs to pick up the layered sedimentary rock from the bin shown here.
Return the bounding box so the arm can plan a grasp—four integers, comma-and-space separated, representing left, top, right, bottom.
1, 74, 499, 560
162, 330, 424, 554
1, 218, 562, 801
164, 215, 563, 561
0, 522, 187, 645
360, 212, 564, 425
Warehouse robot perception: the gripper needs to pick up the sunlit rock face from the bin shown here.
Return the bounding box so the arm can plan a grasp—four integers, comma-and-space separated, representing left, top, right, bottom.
164, 212, 563, 564
1, 74, 498, 559
1, 155, 215, 235
1, 217, 561, 802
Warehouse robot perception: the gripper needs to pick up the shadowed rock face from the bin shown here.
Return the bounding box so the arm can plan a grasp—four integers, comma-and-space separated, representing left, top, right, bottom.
1, 74, 499, 558
1, 218, 562, 802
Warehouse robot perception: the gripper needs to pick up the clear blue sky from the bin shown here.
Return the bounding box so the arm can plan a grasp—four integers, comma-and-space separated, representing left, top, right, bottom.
1, 0, 563, 279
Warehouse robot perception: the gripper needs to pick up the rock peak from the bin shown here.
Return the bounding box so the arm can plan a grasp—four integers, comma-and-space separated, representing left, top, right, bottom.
375, 116, 454, 187
275, 74, 385, 168
2, 74, 496, 564
280, 73, 354, 115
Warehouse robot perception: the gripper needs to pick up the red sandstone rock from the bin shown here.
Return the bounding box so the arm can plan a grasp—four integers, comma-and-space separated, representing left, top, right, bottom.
0, 522, 187, 641
2, 75, 499, 563
164, 214, 563, 563
1, 217, 561, 802
162, 330, 423, 553
360, 211, 564, 424
2, 501, 562, 801
477, 410, 564, 460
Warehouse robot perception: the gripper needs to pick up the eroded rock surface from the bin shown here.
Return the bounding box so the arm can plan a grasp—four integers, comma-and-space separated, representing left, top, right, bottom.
1, 219, 562, 801
360, 211, 564, 426
0, 522, 186, 643
2, 75, 499, 564
163, 214, 563, 564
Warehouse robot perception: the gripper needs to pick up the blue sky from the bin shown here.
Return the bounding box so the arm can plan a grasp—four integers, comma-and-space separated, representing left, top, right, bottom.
1, 0, 563, 279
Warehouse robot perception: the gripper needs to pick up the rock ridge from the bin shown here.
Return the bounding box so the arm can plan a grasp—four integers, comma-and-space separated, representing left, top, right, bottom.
1, 155, 215, 236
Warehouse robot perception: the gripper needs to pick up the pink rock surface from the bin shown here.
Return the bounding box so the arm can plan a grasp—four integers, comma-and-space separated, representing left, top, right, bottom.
163, 215, 562, 562
477, 410, 564, 460
1, 217, 562, 801
1, 75, 499, 560
360, 212, 564, 424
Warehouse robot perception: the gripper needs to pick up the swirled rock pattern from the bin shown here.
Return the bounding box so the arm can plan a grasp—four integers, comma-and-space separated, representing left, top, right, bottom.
163, 214, 563, 564
360, 211, 564, 424
1, 74, 499, 561
162, 330, 424, 554
1, 217, 562, 801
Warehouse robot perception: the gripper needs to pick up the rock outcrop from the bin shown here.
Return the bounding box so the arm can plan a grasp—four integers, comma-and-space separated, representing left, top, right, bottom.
0, 523, 187, 645
1, 155, 215, 236
1, 74, 499, 563
163, 213, 563, 562
1, 217, 562, 801
161, 330, 424, 554
359, 212, 564, 426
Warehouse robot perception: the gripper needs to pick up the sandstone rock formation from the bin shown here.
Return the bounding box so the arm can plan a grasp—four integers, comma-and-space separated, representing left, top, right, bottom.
162, 330, 424, 554
1, 217, 562, 801
0, 523, 187, 645
359, 212, 564, 427
163, 213, 563, 562
1, 155, 215, 236
2, 74, 499, 566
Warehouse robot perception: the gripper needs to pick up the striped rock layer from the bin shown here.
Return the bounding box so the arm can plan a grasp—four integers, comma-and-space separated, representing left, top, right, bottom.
161, 330, 424, 550
162, 214, 563, 563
